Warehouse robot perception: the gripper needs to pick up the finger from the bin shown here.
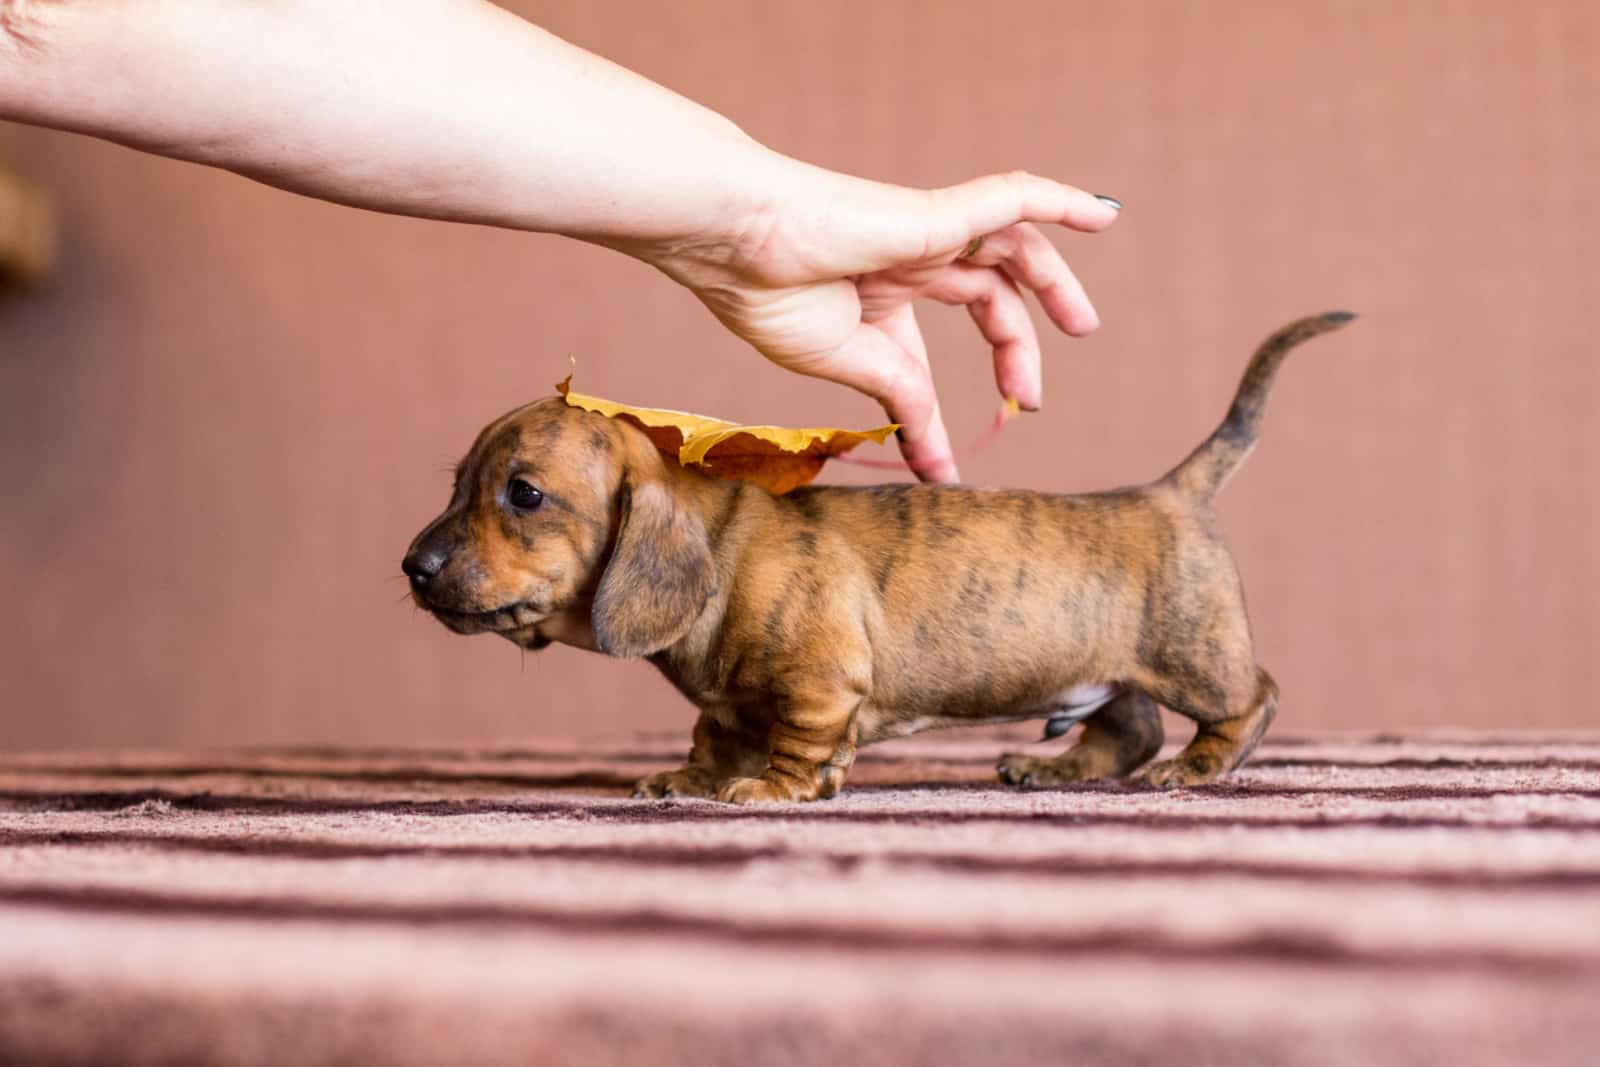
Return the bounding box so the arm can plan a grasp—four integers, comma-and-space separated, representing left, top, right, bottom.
930, 171, 1121, 251
801, 314, 959, 483
902, 404, 959, 484
863, 307, 960, 482
922, 263, 1043, 411
963, 222, 1099, 336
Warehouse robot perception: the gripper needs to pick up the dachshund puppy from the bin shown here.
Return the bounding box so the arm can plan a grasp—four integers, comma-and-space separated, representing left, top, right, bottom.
404, 313, 1353, 803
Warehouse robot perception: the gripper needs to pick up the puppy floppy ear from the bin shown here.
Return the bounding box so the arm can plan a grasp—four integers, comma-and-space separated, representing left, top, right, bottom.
591, 475, 716, 658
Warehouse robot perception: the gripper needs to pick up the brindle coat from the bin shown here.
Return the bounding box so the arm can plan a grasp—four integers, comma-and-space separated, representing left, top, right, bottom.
404, 313, 1354, 803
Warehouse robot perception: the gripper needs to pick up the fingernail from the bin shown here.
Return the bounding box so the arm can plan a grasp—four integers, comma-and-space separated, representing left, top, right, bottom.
893, 427, 905, 442
1094, 194, 1123, 211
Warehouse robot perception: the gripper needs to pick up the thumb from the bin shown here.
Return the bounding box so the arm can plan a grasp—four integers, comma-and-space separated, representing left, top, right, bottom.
925, 171, 1120, 255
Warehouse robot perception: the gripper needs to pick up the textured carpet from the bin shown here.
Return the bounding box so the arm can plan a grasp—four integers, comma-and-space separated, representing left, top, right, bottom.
1, 730, 1598, 1066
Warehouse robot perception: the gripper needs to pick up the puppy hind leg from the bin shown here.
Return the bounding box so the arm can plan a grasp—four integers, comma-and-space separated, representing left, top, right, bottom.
1132, 666, 1278, 789
633, 711, 768, 799
997, 691, 1164, 786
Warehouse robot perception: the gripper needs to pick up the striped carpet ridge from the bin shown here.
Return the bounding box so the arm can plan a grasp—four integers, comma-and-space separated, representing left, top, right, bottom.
2, 732, 1598, 1066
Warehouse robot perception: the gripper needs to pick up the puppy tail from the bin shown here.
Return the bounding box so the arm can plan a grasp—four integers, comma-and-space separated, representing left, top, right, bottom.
1161, 312, 1356, 501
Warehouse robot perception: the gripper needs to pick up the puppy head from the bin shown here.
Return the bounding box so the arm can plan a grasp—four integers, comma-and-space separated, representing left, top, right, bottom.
403, 397, 715, 657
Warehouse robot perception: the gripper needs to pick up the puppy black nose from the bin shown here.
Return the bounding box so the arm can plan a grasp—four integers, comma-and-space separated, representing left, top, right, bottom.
402, 546, 448, 586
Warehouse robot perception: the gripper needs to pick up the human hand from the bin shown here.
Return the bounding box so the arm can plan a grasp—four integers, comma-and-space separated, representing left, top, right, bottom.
648, 163, 1121, 482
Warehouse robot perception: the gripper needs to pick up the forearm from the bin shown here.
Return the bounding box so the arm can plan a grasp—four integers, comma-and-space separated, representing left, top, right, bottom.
0, 0, 784, 256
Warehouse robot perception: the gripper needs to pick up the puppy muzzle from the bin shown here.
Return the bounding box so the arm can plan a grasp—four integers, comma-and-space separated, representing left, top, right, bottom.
417, 596, 552, 645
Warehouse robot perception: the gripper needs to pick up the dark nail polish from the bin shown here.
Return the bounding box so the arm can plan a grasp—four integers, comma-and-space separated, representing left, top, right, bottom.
1094, 194, 1123, 211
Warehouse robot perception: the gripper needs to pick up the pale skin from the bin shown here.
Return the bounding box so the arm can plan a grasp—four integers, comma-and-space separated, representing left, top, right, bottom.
0, 0, 1120, 481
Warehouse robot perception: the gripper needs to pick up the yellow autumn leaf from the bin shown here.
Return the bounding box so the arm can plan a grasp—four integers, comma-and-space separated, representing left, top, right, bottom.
556, 377, 897, 495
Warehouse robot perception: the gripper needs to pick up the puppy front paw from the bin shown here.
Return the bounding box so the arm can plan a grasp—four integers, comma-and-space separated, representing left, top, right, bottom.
632, 767, 719, 799
715, 775, 801, 805
1129, 753, 1223, 790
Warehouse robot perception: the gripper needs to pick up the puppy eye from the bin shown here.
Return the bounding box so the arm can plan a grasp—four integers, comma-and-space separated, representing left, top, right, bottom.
508, 478, 544, 511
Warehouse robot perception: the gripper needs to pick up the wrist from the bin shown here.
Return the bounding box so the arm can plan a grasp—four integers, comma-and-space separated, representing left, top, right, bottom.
612, 141, 813, 291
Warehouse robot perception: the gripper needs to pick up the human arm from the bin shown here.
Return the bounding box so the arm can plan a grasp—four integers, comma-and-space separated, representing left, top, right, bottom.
0, 0, 1119, 479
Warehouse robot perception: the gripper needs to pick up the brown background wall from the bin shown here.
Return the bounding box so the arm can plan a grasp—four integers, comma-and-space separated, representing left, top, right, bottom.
1, 1, 1595, 750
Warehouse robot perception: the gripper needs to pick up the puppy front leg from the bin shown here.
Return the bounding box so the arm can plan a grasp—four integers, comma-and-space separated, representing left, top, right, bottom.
633, 711, 768, 799
716, 692, 858, 805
